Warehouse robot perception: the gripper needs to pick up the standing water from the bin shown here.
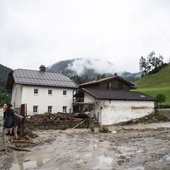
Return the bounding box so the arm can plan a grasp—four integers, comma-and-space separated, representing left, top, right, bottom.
2, 151, 51, 170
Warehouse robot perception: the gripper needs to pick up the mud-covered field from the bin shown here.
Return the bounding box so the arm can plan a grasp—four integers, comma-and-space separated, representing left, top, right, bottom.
0, 122, 170, 170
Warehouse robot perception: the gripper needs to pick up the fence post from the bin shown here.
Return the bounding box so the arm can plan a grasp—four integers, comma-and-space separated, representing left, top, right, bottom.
20, 104, 27, 137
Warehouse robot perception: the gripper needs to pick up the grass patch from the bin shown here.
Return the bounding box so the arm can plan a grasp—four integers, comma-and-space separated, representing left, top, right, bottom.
133, 87, 170, 105
133, 64, 170, 106
135, 64, 170, 88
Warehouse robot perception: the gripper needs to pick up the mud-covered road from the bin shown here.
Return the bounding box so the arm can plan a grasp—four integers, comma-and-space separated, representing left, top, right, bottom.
0, 122, 170, 170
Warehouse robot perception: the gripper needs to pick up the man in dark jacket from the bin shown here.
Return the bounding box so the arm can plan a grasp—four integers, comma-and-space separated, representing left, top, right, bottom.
4, 104, 15, 135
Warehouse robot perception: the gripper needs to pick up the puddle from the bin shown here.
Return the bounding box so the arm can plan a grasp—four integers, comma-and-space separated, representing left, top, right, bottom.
126, 166, 144, 170
159, 154, 170, 162
92, 155, 113, 170
117, 145, 137, 155
155, 136, 170, 140
2, 151, 51, 170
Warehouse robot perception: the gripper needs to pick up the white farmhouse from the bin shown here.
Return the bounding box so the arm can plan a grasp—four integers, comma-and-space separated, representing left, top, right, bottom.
6, 65, 78, 115
73, 76, 157, 125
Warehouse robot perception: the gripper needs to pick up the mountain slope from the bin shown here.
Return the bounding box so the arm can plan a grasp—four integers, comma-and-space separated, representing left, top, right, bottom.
134, 64, 170, 105
47, 58, 115, 76
135, 64, 170, 88
47, 58, 140, 83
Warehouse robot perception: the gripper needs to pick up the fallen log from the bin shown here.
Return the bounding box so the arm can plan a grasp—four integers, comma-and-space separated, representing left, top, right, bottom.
8, 146, 31, 152
11, 139, 35, 144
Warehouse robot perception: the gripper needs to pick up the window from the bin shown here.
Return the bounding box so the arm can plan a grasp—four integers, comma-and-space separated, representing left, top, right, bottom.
33, 105, 38, 113
107, 82, 112, 89
63, 90, 67, 96
48, 106, 52, 113
34, 88, 39, 95
48, 89, 53, 95
63, 106, 67, 113
118, 83, 123, 89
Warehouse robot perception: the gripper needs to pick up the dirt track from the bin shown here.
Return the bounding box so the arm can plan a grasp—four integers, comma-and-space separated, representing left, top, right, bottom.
0, 122, 170, 170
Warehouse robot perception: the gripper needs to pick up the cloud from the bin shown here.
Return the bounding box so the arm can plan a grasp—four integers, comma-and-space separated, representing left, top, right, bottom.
67, 58, 115, 75
0, 0, 170, 72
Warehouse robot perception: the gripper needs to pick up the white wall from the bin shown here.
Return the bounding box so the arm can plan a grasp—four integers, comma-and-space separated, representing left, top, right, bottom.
12, 85, 74, 115
83, 92, 155, 125
100, 100, 155, 125
11, 84, 23, 107
84, 93, 95, 103
84, 93, 101, 119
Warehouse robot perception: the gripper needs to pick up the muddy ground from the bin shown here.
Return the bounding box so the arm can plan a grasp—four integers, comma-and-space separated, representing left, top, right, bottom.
0, 119, 170, 170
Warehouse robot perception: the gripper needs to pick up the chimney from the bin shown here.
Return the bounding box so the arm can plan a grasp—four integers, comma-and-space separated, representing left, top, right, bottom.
39, 65, 46, 72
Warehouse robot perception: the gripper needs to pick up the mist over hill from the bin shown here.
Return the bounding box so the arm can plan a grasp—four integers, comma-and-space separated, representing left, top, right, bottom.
47, 58, 140, 82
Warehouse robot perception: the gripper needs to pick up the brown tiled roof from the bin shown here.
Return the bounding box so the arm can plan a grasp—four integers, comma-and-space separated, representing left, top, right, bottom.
83, 88, 157, 101
6, 69, 78, 89
79, 76, 135, 87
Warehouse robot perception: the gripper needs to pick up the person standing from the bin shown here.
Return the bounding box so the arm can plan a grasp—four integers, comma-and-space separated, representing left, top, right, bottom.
4, 104, 15, 135
2, 104, 7, 118
2, 104, 7, 133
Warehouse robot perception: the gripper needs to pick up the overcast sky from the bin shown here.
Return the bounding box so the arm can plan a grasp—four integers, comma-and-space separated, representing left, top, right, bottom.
0, 0, 170, 73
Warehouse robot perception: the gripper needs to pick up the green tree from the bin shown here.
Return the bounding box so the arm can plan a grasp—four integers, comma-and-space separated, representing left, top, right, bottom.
0, 93, 11, 107
139, 51, 164, 76
156, 93, 166, 108
139, 56, 148, 76
147, 51, 164, 70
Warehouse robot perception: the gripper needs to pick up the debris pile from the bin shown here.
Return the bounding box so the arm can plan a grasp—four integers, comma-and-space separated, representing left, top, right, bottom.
98, 125, 111, 133
117, 110, 170, 125
0, 127, 38, 154
25, 112, 90, 130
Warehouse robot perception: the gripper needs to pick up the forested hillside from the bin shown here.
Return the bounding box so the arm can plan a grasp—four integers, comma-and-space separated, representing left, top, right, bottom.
0, 64, 12, 106
47, 58, 140, 84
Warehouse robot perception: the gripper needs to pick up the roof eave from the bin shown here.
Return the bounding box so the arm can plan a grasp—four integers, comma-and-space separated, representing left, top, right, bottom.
91, 97, 156, 101
14, 83, 78, 89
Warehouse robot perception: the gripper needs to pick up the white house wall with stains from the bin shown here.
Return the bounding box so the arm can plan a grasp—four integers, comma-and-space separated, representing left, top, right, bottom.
84, 92, 155, 126
11, 84, 74, 115
99, 100, 155, 125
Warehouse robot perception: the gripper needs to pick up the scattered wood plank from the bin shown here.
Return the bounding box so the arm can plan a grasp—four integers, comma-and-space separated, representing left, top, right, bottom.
8, 146, 31, 152
72, 119, 87, 129
11, 139, 35, 144
25, 112, 90, 129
